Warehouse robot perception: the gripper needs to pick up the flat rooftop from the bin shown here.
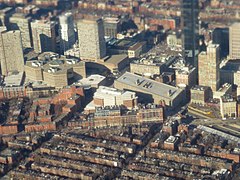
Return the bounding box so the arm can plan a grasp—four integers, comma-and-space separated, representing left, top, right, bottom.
94, 86, 136, 100
191, 85, 209, 91
77, 18, 102, 24
176, 66, 196, 75
25, 55, 84, 75
4, 72, 24, 87
104, 54, 128, 65
76, 74, 105, 87
31, 19, 56, 26
115, 72, 183, 100
218, 83, 231, 93
103, 17, 120, 23
221, 59, 240, 71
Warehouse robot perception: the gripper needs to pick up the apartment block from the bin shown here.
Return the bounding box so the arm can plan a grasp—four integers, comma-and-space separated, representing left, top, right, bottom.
0, 29, 24, 75
229, 23, 240, 59
9, 13, 32, 48
31, 19, 56, 53
77, 18, 106, 61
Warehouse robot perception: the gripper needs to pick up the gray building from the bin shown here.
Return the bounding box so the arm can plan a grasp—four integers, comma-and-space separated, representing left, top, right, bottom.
212, 28, 229, 58
0, 7, 14, 27
181, 0, 199, 68
220, 59, 240, 86
59, 12, 76, 54
103, 17, 121, 38
31, 20, 56, 53
9, 13, 32, 48
0, 29, 25, 76
77, 18, 106, 61
114, 72, 185, 108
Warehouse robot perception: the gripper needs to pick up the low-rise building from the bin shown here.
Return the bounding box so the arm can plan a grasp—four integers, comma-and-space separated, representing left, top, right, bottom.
213, 83, 232, 99
114, 72, 185, 108
175, 66, 196, 88
95, 106, 122, 117
163, 136, 180, 151
108, 38, 146, 58
162, 120, 179, 135
128, 42, 147, 58
97, 54, 129, 73
220, 95, 237, 118
0, 72, 26, 99
166, 31, 182, 48
220, 59, 240, 85
75, 74, 106, 89
25, 52, 86, 88
190, 85, 212, 105
93, 86, 138, 109
130, 57, 165, 76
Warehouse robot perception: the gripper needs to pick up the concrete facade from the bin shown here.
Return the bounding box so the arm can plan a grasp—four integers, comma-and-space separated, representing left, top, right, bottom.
59, 12, 76, 54
220, 96, 237, 118
9, 13, 32, 48
103, 17, 121, 38
190, 85, 211, 105
198, 43, 220, 91
31, 20, 56, 53
0, 29, 24, 75
25, 53, 86, 88
175, 66, 196, 88
77, 18, 106, 61
229, 23, 240, 60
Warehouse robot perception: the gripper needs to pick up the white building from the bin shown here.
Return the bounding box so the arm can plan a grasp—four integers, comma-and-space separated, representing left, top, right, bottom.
59, 12, 76, 54
93, 86, 138, 108
85, 86, 138, 112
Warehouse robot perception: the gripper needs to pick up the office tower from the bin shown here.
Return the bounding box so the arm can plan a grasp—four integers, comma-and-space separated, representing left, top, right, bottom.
103, 17, 121, 38
198, 43, 220, 91
229, 23, 240, 59
31, 20, 56, 53
9, 13, 32, 48
212, 27, 229, 58
59, 12, 76, 54
181, 0, 199, 67
0, 29, 24, 75
77, 18, 106, 61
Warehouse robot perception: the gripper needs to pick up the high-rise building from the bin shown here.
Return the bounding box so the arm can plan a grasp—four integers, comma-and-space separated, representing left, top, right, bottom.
0, 7, 14, 27
0, 29, 25, 75
229, 23, 240, 59
212, 27, 229, 58
198, 43, 220, 91
59, 12, 76, 54
9, 13, 32, 48
181, 0, 199, 67
77, 18, 106, 61
31, 19, 56, 53
103, 17, 121, 38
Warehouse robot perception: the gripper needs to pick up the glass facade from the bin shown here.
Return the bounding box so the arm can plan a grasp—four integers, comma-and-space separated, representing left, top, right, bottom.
181, 0, 199, 67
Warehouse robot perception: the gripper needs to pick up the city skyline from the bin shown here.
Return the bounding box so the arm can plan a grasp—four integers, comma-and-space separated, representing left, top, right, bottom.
0, 0, 239, 179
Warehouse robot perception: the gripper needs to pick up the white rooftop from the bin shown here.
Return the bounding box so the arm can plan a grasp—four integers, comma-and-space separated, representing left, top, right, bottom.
115, 72, 183, 101
76, 74, 106, 88
4, 72, 24, 87
85, 100, 99, 111
94, 86, 136, 100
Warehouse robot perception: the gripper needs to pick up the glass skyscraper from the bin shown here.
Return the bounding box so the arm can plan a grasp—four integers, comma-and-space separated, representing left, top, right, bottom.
181, 0, 199, 68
